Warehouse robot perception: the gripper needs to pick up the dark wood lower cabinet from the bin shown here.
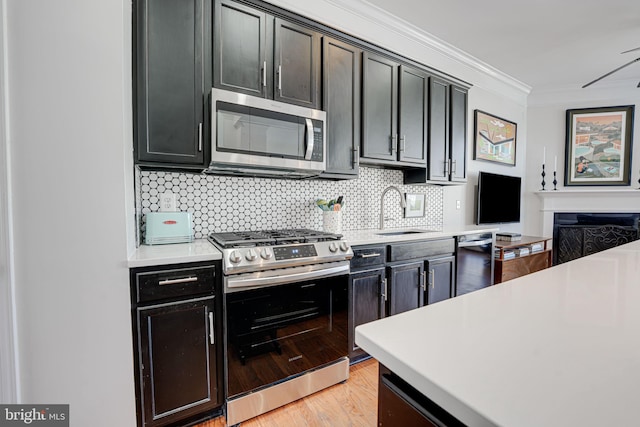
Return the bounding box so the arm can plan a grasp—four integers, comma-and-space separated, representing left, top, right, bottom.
378, 364, 465, 427
349, 268, 386, 361
131, 262, 222, 427
137, 297, 220, 427
425, 255, 455, 305
387, 262, 424, 316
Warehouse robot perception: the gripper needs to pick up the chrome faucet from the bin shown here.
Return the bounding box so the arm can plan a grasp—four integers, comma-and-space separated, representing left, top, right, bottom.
379, 186, 406, 229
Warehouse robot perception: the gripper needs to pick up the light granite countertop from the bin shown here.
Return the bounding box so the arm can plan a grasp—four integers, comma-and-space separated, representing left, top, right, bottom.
128, 226, 499, 268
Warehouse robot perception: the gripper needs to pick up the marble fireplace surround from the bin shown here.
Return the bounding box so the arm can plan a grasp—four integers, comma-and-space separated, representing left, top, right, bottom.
536, 189, 640, 238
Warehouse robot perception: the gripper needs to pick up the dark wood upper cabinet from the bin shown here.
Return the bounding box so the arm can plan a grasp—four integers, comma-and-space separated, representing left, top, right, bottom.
274, 18, 321, 108
398, 66, 429, 165
321, 37, 361, 179
362, 54, 428, 167
135, 0, 210, 170
405, 78, 468, 184
362, 52, 398, 163
213, 0, 272, 98
449, 85, 468, 182
213, 0, 321, 108
427, 77, 449, 181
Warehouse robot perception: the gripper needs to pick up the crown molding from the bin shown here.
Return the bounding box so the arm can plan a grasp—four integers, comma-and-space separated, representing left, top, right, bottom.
271, 0, 531, 96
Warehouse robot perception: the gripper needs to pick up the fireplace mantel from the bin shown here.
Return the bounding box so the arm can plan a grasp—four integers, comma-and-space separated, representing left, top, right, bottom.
535, 189, 640, 236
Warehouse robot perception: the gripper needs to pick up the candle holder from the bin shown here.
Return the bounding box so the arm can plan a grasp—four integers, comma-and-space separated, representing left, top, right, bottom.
553, 171, 557, 190
540, 164, 546, 191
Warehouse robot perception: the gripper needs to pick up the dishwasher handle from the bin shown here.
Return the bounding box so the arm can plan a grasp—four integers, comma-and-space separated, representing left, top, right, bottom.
458, 238, 493, 247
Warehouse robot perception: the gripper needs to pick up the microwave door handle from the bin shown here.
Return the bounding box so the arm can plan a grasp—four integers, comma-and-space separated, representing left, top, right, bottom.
304, 118, 314, 160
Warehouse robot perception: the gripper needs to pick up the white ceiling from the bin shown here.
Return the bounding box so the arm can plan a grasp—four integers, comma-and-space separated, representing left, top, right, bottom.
366, 0, 640, 91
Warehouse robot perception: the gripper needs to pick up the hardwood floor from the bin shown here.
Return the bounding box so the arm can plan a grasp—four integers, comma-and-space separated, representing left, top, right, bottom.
198, 358, 378, 427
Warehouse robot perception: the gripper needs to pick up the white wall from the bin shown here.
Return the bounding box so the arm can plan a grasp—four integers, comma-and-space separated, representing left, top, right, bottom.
0, 0, 19, 404
524, 84, 640, 235
7, 0, 136, 425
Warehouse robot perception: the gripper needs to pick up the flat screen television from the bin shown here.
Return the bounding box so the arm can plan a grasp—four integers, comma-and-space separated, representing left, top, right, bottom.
476, 172, 521, 224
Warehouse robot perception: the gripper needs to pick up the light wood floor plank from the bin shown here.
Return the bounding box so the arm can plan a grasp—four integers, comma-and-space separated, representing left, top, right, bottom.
199, 359, 378, 427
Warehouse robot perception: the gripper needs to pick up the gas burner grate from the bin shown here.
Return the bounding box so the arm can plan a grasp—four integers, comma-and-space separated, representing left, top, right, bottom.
208, 229, 342, 248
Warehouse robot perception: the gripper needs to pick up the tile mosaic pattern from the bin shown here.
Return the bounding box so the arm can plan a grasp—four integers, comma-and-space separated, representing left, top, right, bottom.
137, 167, 444, 240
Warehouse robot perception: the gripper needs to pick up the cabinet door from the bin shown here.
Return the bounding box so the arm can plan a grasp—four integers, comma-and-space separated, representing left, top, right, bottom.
321, 37, 361, 178
213, 0, 272, 98
362, 52, 398, 162
398, 66, 428, 165
449, 85, 467, 182
274, 18, 321, 108
425, 255, 455, 305
388, 262, 424, 316
427, 77, 449, 181
138, 297, 220, 427
136, 0, 208, 168
349, 268, 386, 360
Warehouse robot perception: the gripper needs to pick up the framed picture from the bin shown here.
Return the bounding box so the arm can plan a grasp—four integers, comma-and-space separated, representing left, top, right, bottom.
404, 193, 425, 218
565, 105, 634, 186
474, 110, 517, 166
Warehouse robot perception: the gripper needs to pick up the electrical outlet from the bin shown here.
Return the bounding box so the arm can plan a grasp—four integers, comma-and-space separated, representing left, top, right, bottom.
456, 200, 461, 210
160, 192, 177, 212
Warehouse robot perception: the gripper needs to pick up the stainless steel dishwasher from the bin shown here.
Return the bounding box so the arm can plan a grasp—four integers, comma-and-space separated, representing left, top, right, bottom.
456, 233, 494, 296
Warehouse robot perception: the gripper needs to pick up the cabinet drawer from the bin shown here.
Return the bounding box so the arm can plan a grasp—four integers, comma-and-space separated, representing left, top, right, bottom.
388, 238, 455, 262
135, 265, 215, 304
351, 245, 387, 270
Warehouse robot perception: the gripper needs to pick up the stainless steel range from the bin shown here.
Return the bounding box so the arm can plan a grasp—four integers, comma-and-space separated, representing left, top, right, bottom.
208, 229, 353, 425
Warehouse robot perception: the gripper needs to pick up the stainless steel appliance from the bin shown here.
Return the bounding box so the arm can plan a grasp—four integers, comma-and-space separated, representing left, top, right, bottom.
207, 88, 326, 178
208, 229, 353, 425
456, 233, 494, 296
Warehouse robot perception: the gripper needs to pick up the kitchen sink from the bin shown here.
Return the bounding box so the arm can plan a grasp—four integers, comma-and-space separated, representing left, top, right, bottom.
375, 230, 434, 236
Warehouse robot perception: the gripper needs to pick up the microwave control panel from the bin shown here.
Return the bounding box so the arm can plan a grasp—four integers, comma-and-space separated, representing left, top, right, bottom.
311, 119, 324, 162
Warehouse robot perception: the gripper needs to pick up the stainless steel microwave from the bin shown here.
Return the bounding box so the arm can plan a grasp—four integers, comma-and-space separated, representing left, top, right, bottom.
206, 88, 326, 178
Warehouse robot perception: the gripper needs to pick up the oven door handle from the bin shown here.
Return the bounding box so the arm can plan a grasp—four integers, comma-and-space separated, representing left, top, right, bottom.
226, 263, 350, 290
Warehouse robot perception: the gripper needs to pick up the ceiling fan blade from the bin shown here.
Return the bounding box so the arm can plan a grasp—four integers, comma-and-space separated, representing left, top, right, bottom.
621, 47, 640, 54
582, 57, 640, 88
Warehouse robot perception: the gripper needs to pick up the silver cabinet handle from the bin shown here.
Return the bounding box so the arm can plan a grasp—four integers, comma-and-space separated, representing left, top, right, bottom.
451, 159, 457, 174
399, 135, 406, 152
158, 276, 198, 286
209, 311, 215, 345
429, 269, 435, 289
359, 253, 381, 258
381, 278, 388, 302
304, 118, 314, 160
352, 146, 359, 166
262, 61, 267, 87
390, 135, 397, 155
278, 64, 282, 94
443, 159, 449, 175
198, 122, 203, 152
421, 271, 427, 292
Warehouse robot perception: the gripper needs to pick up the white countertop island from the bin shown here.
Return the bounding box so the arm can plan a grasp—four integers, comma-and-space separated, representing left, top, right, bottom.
356, 240, 640, 427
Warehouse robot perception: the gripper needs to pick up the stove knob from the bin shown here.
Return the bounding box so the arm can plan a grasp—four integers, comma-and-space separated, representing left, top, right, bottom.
229, 250, 242, 264
245, 249, 258, 261
339, 242, 349, 252
329, 242, 338, 253
260, 248, 273, 260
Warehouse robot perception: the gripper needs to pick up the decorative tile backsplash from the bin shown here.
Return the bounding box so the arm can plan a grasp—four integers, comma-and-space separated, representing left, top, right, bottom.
136, 167, 444, 240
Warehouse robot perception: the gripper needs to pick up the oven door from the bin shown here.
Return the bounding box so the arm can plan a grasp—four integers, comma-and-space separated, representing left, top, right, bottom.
224, 263, 348, 398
